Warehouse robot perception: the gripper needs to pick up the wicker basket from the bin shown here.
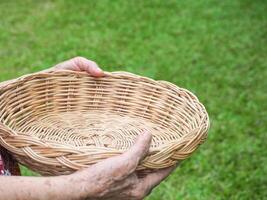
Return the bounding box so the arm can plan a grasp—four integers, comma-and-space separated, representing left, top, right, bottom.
0, 70, 209, 175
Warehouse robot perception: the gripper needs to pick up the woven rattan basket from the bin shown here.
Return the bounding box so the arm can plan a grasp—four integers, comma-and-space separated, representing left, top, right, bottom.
0, 70, 209, 175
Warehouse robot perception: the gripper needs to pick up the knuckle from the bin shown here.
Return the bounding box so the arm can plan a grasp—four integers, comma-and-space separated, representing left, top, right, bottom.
73, 56, 85, 65
119, 163, 135, 178
109, 159, 131, 180
110, 153, 139, 179
126, 159, 139, 173
73, 56, 83, 66
74, 56, 84, 60
127, 151, 140, 164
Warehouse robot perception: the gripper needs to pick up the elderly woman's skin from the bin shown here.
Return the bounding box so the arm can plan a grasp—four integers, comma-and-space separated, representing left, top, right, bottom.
0, 57, 176, 200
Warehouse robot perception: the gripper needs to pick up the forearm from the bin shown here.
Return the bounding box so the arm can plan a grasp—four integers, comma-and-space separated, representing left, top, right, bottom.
0, 175, 80, 200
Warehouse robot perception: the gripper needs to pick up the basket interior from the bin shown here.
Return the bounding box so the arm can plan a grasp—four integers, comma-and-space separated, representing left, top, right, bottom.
0, 72, 205, 151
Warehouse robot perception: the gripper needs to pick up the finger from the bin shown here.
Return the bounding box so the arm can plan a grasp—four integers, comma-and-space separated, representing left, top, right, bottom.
102, 131, 152, 178
121, 131, 152, 167
82, 132, 152, 181
54, 57, 104, 77
141, 165, 177, 190
53, 58, 79, 71
114, 131, 152, 177
73, 57, 104, 77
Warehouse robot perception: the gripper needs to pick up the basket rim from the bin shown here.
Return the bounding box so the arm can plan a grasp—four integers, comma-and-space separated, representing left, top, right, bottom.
0, 69, 210, 140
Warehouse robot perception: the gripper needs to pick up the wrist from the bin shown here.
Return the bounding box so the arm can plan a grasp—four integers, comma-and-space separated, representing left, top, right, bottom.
52, 175, 85, 200
65, 171, 96, 200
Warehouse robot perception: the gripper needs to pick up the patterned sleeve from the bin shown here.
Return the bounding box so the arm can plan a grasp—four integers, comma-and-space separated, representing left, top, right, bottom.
0, 147, 21, 176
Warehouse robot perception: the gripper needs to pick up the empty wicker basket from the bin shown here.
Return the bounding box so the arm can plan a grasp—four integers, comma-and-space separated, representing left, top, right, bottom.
0, 70, 209, 175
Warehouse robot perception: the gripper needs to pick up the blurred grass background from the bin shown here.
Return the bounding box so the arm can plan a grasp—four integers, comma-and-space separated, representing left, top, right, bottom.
0, 0, 266, 199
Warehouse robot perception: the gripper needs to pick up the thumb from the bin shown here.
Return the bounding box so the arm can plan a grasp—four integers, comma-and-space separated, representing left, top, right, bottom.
123, 131, 152, 162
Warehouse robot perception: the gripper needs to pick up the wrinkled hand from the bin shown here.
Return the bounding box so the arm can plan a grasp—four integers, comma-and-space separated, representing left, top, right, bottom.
51, 56, 104, 77
68, 132, 176, 200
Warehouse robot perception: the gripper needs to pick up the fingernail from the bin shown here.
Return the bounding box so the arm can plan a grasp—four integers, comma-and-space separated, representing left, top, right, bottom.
94, 67, 103, 75
143, 130, 151, 136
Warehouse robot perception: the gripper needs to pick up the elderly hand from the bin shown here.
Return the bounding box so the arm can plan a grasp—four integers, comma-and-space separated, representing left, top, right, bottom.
51, 56, 104, 77
66, 132, 176, 200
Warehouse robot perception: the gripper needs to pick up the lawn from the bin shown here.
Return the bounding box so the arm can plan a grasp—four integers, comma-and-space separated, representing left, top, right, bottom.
0, 0, 266, 199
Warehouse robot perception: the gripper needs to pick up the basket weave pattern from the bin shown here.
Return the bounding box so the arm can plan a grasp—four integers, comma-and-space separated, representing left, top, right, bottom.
0, 71, 209, 175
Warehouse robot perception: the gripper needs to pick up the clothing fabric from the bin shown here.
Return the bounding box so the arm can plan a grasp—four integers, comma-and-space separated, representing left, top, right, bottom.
0, 147, 20, 176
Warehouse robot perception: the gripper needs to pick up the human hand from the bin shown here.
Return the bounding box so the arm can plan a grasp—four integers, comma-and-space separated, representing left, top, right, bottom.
51, 56, 104, 77
1, 57, 104, 88
67, 132, 176, 200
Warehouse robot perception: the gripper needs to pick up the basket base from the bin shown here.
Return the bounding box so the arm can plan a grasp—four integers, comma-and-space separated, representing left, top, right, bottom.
15, 110, 177, 150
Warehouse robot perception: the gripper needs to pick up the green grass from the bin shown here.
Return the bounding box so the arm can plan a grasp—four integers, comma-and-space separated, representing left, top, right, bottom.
0, 0, 266, 199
